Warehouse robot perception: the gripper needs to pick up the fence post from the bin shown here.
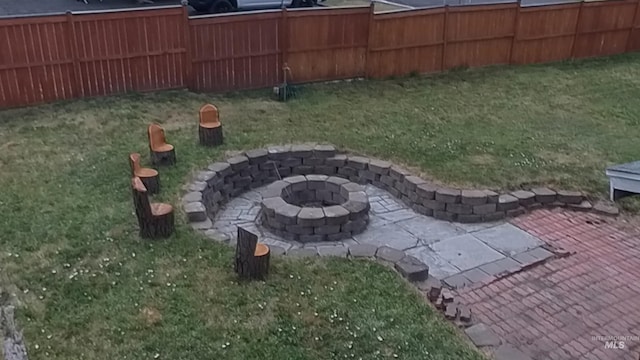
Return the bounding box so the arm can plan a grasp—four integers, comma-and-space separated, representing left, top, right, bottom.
570, 0, 584, 59
508, 2, 521, 64
365, 2, 375, 78
182, 4, 194, 90
66, 11, 81, 98
441, 5, 449, 71
626, 0, 640, 51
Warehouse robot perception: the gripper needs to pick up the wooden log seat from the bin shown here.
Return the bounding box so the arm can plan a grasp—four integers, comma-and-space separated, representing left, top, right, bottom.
235, 226, 270, 280
131, 177, 175, 239
129, 153, 160, 194
148, 123, 176, 166
198, 104, 224, 147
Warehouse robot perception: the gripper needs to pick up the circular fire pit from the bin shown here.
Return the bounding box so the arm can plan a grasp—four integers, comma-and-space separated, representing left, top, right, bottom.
260, 175, 370, 242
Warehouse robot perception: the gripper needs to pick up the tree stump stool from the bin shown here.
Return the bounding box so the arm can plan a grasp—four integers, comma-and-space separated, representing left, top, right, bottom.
129, 153, 160, 194
147, 123, 176, 166
198, 104, 224, 147
131, 177, 175, 239
235, 227, 270, 280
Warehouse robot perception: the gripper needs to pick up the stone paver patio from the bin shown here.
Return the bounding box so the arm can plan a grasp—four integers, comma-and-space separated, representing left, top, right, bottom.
455, 209, 640, 360
208, 183, 552, 288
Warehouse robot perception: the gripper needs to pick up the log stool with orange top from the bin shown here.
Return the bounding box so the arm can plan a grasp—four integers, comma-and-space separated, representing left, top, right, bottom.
129, 153, 160, 194
198, 104, 224, 147
235, 226, 270, 280
148, 123, 176, 166
131, 177, 175, 239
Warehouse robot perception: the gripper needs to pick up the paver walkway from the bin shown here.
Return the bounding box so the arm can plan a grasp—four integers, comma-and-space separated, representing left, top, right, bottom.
455, 209, 640, 360
209, 183, 551, 283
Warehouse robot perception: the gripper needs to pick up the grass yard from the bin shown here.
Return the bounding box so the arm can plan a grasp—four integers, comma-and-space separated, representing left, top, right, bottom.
1, 52, 640, 359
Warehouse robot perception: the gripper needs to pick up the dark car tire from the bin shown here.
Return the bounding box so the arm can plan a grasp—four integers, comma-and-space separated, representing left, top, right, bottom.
211, 0, 235, 13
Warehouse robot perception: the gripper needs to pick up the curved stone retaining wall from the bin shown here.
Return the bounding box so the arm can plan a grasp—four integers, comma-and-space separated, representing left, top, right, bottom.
182, 144, 611, 230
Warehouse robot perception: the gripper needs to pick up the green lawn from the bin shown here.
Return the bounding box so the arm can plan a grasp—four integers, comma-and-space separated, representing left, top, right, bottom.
1, 53, 640, 360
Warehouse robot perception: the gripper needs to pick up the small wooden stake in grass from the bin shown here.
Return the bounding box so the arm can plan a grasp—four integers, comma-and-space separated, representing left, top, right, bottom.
1, 306, 28, 360
235, 227, 270, 280
198, 104, 224, 147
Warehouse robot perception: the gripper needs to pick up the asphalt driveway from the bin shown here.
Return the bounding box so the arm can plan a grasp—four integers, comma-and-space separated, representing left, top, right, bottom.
0, 0, 182, 17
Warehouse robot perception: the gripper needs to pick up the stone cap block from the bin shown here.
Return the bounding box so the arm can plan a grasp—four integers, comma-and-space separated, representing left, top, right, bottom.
436, 188, 461, 203
394, 255, 429, 282
417, 183, 437, 200
261, 197, 287, 217
323, 205, 350, 224
244, 148, 268, 164
403, 176, 426, 191
461, 190, 487, 205
531, 187, 556, 203
290, 144, 314, 158
497, 194, 519, 211
227, 155, 249, 171
557, 190, 583, 204
207, 162, 232, 177
347, 156, 370, 170
313, 144, 336, 158
274, 203, 301, 225
368, 159, 392, 175
267, 145, 292, 160
298, 207, 326, 226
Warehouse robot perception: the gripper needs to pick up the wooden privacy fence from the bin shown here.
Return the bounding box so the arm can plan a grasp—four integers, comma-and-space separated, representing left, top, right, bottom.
0, 0, 639, 108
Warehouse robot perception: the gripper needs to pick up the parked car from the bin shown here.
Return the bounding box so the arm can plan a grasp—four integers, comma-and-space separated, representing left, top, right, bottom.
189, 0, 317, 14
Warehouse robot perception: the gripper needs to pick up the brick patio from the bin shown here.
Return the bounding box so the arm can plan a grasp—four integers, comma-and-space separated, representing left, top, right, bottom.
455, 209, 640, 360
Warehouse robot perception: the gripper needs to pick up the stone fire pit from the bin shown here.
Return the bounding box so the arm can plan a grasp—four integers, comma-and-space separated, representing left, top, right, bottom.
260, 175, 370, 242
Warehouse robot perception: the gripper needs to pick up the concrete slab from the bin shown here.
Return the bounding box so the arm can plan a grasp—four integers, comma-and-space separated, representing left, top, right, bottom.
454, 221, 502, 233
430, 234, 505, 272
473, 223, 544, 256
353, 223, 419, 250
396, 217, 466, 245
378, 209, 418, 223
405, 246, 461, 279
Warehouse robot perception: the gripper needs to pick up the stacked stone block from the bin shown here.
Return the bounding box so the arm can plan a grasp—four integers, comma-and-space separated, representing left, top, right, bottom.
260, 175, 370, 242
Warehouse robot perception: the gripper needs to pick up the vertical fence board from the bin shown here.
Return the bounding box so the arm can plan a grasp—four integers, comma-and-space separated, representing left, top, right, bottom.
573, 0, 637, 57
368, 9, 445, 78
189, 11, 282, 92
511, 4, 579, 64
0, 15, 73, 108
286, 7, 369, 83
444, 4, 518, 69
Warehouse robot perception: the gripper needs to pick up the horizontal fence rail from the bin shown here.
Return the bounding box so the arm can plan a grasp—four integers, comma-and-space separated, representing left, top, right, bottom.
0, 0, 639, 108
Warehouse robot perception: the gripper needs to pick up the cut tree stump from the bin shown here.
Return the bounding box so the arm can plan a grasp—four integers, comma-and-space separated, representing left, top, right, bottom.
235, 227, 270, 280
131, 177, 175, 239
129, 153, 160, 194
148, 123, 176, 166
198, 104, 224, 147
1, 306, 28, 360
199, 125, 224, 147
